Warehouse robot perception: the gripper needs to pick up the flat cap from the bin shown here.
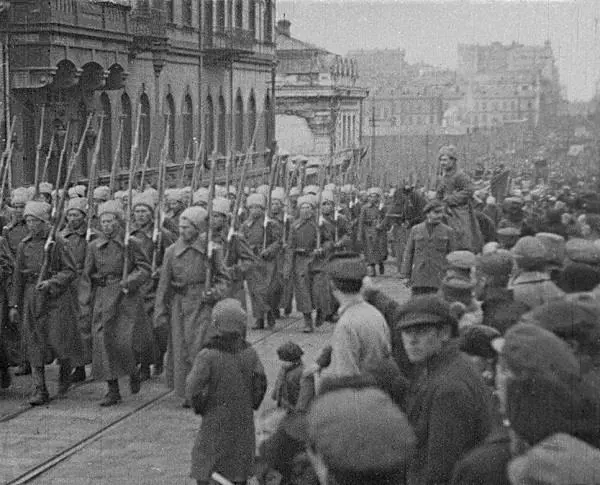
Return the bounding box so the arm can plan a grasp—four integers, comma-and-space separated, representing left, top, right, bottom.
476, 249, 514, 276
325, 252, 367, 282
423, 199, 443, 214
447, 250, 476, 270
395, 295, 456, 330
276, 341, 304, 362
212, 298, 246, 335
535, 232, 566, 266
512, 236, 548, 265
460, 324, 501, 359
308, 387, 416, 473
565, 238, 600, 265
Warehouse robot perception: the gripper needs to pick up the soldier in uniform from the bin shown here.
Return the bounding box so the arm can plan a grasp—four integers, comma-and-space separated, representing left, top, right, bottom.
280, 187, 301, 316
241, 193, 282, 329
60, 197, 94, 383
154, 206, 230, 404
130, 191, 175, 380
163, 189, 186, 237
0, 235, 13, 389
267, 187, 286, 319
80, 200, 154, 406
358, 187, 388, 276
9, 201, 84, 405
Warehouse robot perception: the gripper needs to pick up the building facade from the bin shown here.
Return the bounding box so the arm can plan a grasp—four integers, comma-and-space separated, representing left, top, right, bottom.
275, 19, 368, 171
0, 0, 276, 188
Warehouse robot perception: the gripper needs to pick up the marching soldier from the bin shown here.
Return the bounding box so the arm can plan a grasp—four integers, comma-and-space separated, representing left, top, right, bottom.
358, 187, 388, 276
241, 193, 282, 329
267, 187, 286, 320
80, 200, 154, 407
130, 191, 175, 380
9, 201, 84, 405
90, 185, 111, 231
154, 206, 230, 404
60, 197, 95, 383
163, 189, 186, 237
281, 187, 301, 317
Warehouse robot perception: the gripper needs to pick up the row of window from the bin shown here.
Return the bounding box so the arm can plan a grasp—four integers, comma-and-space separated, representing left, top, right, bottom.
339, 114, 357, 149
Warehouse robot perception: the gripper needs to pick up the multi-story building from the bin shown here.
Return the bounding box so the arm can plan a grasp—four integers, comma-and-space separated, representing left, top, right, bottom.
275, 19, 368, 169
0, 0, 276, 188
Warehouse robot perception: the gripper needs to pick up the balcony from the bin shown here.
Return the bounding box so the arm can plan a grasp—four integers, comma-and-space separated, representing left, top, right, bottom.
203, 28, 256, 58
129, 4, 168, 53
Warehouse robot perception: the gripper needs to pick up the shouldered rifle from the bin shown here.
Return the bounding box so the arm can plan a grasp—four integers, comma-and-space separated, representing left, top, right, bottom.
189, 137, 203, 205
109, 117, 124, 196
38, 113, 93, 287
33, 105, 46, 199
263, 153, 280, 250
52, 120, 72, 218
139, 128, 153, 191
179, 141, 193, 187
86, 114, 105, 241
152, 116, 170, 273
0, 116, 17, 206
121, 105, 143, 292
204, 151, 217, 287
40, 133, 55, 184
315, 164, 326, 249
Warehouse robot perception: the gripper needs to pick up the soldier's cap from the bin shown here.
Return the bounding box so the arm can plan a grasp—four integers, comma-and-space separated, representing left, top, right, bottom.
324, 183, 336, 192
212, 197, 230, 215
214, 185, 227, 198
491, 323, 580, 381
476, 249, 514, 276
303, 185, 319, 196
422, 199, 443, 214
39, 182, 54, 195
289, 187, 301, 197
297, 194, 316, 208
438, 145, 457, 160
143, 187, 159, 204
320, 189, 334, 204
11, 187, 31, 205
93, 186, 111, 202
277, 341, 304, 362
503, 197, 523, 209
307, 387, 416, 473
271, 187, 285, 201
166, 188, 184, 203
180, 206, 207, 230
367, 187, 383, 197
98, 200, 124, 220
520, 297, 600, 356
446, 250, 476, 269
565, 238, 600, 265
246, 193, 266, 209
497, 226, 521, 237
340, 184, 353, 194
65, 197, 88, 215
23, 201, 51, 223
256, 184, 270, 196
68, 184, 86, 198
395, 295, 457, 331
212, 298, 246, 336
132, 192, 156, 211
460, 324, 501, 359
325, 252, 367, 282
193, 187, 209, 205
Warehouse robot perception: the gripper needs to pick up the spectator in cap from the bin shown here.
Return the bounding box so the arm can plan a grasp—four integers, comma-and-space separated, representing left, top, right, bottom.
321, 253, 394, 382
358, 187, 388, 276
498, 198, 538, 237
186, 298, 267, 485
535, 232, 566, 285
396, 295, 493, 485
9, 200, 84, 405
509, 236, 565, 310
400, 200, 457, 295
154, 204, 230, 405
446, 250, 476, 282
559, 262, 600, 293
439, 276, 483, 329
475, 250, 530, 333
306, 386, 416, 485
272, 341, 304, 411
497, 226, 521, 250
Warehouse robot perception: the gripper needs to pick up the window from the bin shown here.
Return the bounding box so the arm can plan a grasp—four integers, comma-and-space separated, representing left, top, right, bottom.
140, 93, 151, 165
205, 95, 214, 154
23, 102, 36, 183
264, 93, 273, 150
482, 102, 487, 110
164, 94, 175, 162
182, 95, 193, 159
204, 0, 213, 34
183, 0, 192, 25
99, 93, 112, 172
234, 91, 244, 151
218, 95, 226, 155
78, 102, 89, 176
235, 0, 242, 29
264, 0, 272, 42
165, 0, 173, 23
217, 0, 225, 31
248, 0, 256, 36
121, 93, 132, 168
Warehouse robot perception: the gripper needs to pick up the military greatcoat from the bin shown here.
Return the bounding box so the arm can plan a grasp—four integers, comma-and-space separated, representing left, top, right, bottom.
80, 232, 153, 381
154, 236, 230, 398
358, 203, 388, 265
10, 230, 84, 367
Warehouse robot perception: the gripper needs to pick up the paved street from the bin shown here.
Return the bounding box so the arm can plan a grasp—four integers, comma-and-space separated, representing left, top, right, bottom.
0, 264, 409, 485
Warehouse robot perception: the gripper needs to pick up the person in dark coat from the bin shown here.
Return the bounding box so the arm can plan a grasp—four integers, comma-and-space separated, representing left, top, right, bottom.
186, 298, 267, 485
9, 201, 84, 405
358, 187, 388, 276
272, 341, 304, 411
396, 295, 493, 485
400, 200, 457, 295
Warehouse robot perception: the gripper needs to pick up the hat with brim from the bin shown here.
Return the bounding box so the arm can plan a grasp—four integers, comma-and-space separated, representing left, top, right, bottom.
395, 295, 456, 331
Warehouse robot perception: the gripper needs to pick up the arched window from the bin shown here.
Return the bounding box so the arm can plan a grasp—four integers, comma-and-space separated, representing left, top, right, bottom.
23, 101, 36, 184
247, 92, 256, 146
204, 0, 214, 35
140, 93, 151, 166
217, 95, 226, 155
264, 0, 272, 42
217, 0, 225, 31
264, 93, 273, 150
248, 0, 256, 36
182, 94, 194, 160
235, 0, 243, 29
99, 93, 112, 172
183, 0, 192, 25
78, 102, 89, 176
234, 91, 244, 151
164, 94, 176, 162
121, 93, 132, 168
205, 95, 215, 154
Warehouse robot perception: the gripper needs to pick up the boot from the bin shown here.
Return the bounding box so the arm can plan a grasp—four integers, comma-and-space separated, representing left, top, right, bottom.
129, 368, 141, 394
100, 379, 122, 407
70, 366, 86, 383
1, 367, 11, 389
29, 366, 50, 406
252, 318, 265, 330
57, 360, 72, 397
302, 313, 314, 333
15, 361, 31, 376
379, 262, 385, 275
139, 364, 151, 382
315, 309, 324, 328
266, 311, 276, 329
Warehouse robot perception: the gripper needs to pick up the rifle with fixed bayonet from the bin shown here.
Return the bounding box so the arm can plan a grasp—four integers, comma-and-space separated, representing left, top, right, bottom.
204, 151, 217, 287
40, 134, 55, 185
139, 129, 153, 191
51, 121, 72, 219
189, 138, 203, 206
263, 153, 279, 251
86, 114, 105, 242
109, 117, 124, 197
0, 117, 17, 207
33, 105, 46, 199
315, 164, 326, 249
152, 116, 170, 273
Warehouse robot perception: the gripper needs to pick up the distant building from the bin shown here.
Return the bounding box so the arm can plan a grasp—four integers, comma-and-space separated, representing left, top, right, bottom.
275, 19, 368, 167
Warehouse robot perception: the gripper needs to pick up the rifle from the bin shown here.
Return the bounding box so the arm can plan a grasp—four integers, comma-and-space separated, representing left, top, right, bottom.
121, 105, 144, 292
152, 117, 170, 273
38, 113, 93, 288
86, 114, 105, 242
315, 164, 326, 249
109, 117, 124, 196
263, 153, 279, 251
204, 151, 217, 287
0, 116, 17, 207
33, 105, 46, 199
225, 150, 232, 196
189, 137, 204, 206
40, 133, 55, 184
52, 120, 72, 218
139, 128, 153, 191
179, 141, 193, 188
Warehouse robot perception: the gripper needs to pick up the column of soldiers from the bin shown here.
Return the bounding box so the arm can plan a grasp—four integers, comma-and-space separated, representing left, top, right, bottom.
0, 171, 391, 407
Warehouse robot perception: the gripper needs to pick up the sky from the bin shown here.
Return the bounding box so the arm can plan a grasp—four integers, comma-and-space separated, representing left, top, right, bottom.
277, 0, 600, 101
